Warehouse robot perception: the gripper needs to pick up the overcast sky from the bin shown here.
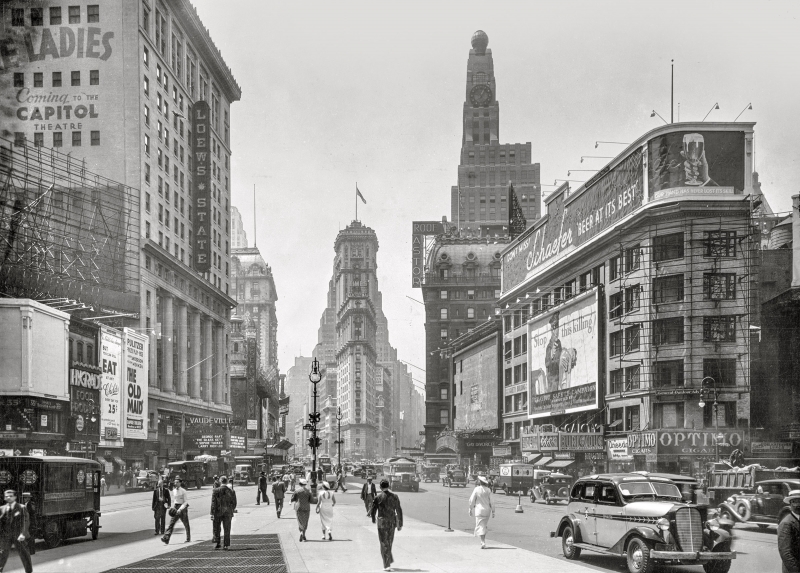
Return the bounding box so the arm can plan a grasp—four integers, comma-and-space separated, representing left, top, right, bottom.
193, 0, 800, 389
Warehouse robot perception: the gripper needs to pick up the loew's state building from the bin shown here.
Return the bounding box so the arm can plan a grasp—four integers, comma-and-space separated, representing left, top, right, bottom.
1, 0, 240, 467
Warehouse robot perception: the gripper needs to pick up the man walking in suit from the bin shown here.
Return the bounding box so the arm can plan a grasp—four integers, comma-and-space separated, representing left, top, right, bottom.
151, 476, 171, 535
211, 476, 237, 550
370, 479, 403, 572
0, 489, 33, 573
361, 476, 377, 515
256, 472, 270, 506
271, 476, 286, 518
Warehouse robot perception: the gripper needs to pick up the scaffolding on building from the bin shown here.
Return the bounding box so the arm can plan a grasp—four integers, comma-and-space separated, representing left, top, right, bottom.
0, 137, 139, 314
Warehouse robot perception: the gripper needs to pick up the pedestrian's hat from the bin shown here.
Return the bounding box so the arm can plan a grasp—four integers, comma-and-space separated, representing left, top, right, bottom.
298, 478, 308, 486
321, 481, 330, 490
260, 471, 265, 476
785, 489, 800, 504
477, 475, 489, 485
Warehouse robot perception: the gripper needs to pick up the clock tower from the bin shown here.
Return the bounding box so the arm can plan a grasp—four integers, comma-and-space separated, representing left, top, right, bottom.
451, 31, 541, 234
463, 30, 499, 147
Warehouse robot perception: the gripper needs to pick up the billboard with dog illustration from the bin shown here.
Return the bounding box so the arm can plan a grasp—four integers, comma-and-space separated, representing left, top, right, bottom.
528, 288, 599, 419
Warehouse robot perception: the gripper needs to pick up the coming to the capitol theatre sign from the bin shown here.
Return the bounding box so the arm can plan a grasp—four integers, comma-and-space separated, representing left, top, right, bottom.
192, 101, 212, 273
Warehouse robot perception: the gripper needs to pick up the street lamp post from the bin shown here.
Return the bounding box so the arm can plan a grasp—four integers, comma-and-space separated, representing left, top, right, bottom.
306, 358, 322, 493
698, 376, 722, 462
334, 407, 344, 471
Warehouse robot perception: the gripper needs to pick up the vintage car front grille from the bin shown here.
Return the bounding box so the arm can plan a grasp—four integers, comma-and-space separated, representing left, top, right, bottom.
675, 507, 703, 552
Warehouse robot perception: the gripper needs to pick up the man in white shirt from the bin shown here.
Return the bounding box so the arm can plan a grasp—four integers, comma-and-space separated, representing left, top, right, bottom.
162, 477, 191, 544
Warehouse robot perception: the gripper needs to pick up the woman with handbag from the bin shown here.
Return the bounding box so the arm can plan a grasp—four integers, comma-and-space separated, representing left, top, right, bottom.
290, 478, 314, 542
316, 481, 336, 540
468, 475, 494, 549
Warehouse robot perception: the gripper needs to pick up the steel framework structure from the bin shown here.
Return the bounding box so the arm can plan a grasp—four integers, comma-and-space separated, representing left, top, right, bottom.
0, 137, 139, 312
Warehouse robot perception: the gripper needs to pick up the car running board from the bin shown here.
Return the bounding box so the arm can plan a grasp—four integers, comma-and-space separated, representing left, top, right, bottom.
571, 542, 622, 556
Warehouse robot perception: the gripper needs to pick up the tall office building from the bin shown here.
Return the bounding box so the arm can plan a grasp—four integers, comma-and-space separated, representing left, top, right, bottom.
451, 31, 541, 233
1, 0, 241, 466
231, 206, 249, 249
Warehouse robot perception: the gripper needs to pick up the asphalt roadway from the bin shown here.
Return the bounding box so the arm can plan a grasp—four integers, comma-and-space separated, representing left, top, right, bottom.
0, 477, 782, 573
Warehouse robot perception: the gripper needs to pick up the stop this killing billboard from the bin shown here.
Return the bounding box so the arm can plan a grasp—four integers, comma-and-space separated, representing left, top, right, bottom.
528, 289, 599, 419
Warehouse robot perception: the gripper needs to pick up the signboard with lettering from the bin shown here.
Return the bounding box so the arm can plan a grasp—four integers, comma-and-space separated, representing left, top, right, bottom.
122, 329, 148, 440
751, 441, 792, 454
191, 101, 211, 272
493, 446, 512, 457
528, 289, 599, 418
607, 438, 633, 461
184, 432, 224, 450
503, 150, 643, 292
627, 431, 658, 455
558, 433, 605, 452
229, 433, 246, 450
657, 430, 744, 456
99, 328, 123, 447
69, 371, 100, 441
411, 221, 445, 288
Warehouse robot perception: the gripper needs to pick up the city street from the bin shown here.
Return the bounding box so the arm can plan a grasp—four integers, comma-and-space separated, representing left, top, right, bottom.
348, 478, 784, 573
0, 480, 779, 573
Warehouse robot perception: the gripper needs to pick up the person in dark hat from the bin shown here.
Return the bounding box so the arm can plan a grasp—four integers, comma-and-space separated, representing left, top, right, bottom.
271, 475, 286, 518
210, 476, 237, 550
151, 475, 171, 536
778, 489, 800, 573
0, 489, 32, 573
257, 471, 269, 506
361, 475, 377, 515
370, 479, 403, 572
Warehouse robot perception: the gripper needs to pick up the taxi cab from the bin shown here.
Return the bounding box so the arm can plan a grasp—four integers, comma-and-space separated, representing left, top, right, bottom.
552, 473, 735, 573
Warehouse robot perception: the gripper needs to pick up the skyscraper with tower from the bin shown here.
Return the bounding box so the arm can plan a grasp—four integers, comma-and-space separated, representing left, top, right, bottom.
451, 30, 541, 234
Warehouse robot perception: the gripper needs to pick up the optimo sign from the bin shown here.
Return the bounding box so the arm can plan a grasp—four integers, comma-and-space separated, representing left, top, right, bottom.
528, 289, 599, 418
503, 150, 643, 292
191, 101, 212, 273
411, 221, 445, 288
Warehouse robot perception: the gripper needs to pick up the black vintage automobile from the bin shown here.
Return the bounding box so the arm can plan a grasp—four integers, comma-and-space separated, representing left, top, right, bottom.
420, 464, 440, 483
534, 472, 573, 504
552, 473, 735, 573
718, 478, 800, 529
0, 456, 101, 549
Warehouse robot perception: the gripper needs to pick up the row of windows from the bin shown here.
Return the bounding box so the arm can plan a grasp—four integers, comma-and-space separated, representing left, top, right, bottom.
11, 5, 99, 26
609, 273, 737, 317
611, 399, 738, 432
13, 70, 99, 88
439, 288, 499, 300
503, 362, 528, 386
609, 316, 739, 354
503, 334, 528, 360
14, 131, 100, 148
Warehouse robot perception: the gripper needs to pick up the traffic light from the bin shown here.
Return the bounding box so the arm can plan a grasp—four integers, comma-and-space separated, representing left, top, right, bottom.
307, 436, 321, 449
309, 412, 321, 424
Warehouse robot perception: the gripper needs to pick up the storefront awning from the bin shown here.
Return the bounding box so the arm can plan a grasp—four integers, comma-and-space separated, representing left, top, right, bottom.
525, 453, 543, 464
271, 439, 293, 450
95, 456, 108, 465
533, 457, 553, 467
547, 460, 575, 469
113, 456, 125, 467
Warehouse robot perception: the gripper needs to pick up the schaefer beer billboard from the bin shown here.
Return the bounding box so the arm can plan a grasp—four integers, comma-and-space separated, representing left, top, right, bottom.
528, 288, 599, 418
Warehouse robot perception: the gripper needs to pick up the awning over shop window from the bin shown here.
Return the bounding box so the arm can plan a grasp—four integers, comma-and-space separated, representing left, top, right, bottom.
525, 453, 543, 464
533, 457, 552, 467
271, 439, 293, 450
546, 460, 575, 469
113, 456, 125, 467
95, 456, 108, 465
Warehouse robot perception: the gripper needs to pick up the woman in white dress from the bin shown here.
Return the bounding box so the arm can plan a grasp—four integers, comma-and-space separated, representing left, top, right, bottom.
468, 475, 495, 549
316, 481, 336, 540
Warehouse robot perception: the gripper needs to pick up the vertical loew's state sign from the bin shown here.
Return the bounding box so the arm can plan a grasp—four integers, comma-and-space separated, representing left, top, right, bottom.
123, 329, 148, 440
192, 100, 211, 273
99, 328, 123, 447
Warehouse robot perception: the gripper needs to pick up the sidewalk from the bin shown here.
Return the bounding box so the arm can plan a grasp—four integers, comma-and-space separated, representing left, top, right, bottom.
238, 491, 585, 573
12, 488, 588, 573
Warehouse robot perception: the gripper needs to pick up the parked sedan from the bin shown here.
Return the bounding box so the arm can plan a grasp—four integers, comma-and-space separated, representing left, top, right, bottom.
719, 479, 800, 529
552, 473, 735, 573
135, 470, 160, 489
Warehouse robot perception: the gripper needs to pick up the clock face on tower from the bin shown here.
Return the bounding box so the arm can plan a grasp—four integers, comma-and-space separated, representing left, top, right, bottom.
469, 84, 492, 107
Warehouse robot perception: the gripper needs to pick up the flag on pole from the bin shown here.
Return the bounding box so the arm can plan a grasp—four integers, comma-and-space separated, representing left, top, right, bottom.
356, 186, 367, 204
